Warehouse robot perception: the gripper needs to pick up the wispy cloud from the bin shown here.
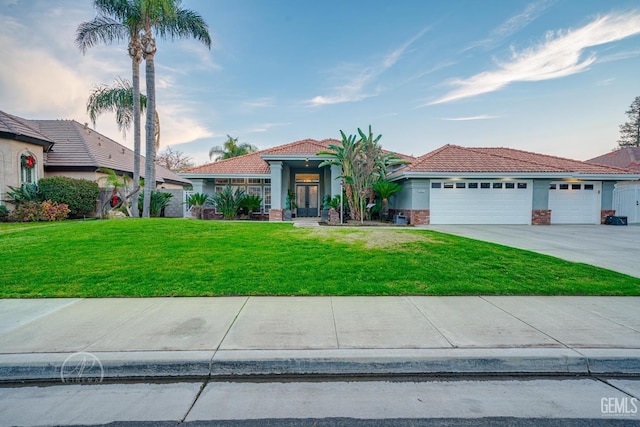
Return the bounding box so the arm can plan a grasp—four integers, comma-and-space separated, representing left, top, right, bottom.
242, 97, 276, 110
465, 0, 555, 51
430, 12, 640, 105
308, 27, 429, 106
441, 115, 500, 121
246, 122, 290, 133
596, 77, 615, 86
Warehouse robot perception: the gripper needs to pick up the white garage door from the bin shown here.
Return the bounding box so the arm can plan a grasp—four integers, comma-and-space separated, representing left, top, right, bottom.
430, 180, 533, 224
548, 181, 601, 224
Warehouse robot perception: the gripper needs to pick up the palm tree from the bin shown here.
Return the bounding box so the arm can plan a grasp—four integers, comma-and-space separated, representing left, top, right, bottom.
77, 0, 144, 217
209, 135, 258, 161
372, 179, 402, 221
78, 0, 211, 218
86, 77, 160, 150
139, 0, 211, 217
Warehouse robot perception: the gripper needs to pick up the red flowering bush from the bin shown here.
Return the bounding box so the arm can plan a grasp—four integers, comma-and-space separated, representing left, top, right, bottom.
8, 200, 70, 222
39, 200, 70, 221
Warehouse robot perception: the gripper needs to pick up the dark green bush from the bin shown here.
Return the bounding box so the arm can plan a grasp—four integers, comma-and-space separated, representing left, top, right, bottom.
0, 205, 9, 222
38, 177, 100, 218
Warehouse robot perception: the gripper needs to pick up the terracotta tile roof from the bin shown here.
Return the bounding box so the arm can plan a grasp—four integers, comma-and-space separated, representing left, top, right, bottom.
404, 144, 636, 175
586, 147, 640, 172
32, 119, 189, 186
262, 138, 337, 156
0, 110, 54, 147
183, 151, 270, 175
182, 138, 414, 175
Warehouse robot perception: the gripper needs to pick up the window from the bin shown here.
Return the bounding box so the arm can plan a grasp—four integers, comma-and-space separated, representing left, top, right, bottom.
231, 178, 246, 184
263, 186, 271, 211
549, 184, 556, 190
481, 183, 490, 189
493, 183, 503, 189
468, 182, 478, 189
431, 182, 441, 189
505, 182, 515, 189
584, 184, 594, 190
20, 153, 37, 184
444, 182, 454, 189
571, 184, 581, 190
455, 182, 466, 189
264, 179, 271, 184
248, 178, 262, 184
559, 184, 569, 190
215, 178, 229, 184
518, 183, 527, 189
247, 186, 262, 197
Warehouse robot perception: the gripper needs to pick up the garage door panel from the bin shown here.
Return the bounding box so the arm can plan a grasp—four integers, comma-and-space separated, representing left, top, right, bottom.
548, 182, 601, 224
430, 180, 532, 225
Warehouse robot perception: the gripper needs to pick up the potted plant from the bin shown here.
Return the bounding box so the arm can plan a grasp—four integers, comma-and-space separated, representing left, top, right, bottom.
321, 194, 331, 221
284, 189, 296, 221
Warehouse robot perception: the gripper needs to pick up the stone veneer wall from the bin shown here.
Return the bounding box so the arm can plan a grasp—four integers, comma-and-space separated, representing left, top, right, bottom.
531, 209, 551, 225
269, 208, 284, 221
601, 210, 616, 224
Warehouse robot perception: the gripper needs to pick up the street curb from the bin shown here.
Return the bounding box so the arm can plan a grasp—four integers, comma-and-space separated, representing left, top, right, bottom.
1, 348, 638, 382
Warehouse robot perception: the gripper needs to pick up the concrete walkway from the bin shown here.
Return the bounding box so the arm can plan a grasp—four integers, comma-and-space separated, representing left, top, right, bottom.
1, 296, 639, 382
425, 224, 640, 278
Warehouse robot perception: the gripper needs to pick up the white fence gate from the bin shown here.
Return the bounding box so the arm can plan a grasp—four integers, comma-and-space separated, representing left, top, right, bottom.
613, 184, 640, 224
183, 190, 194, 218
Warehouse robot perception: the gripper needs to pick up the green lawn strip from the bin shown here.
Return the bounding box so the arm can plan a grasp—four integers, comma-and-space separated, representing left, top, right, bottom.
0, 219, 638, 297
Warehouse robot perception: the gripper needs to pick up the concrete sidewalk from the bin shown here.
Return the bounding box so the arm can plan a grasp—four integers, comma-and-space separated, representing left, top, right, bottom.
1, 296, 639, 382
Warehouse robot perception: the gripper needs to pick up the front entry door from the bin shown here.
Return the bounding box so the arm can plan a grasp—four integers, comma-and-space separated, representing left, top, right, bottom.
296, 185, 318, 217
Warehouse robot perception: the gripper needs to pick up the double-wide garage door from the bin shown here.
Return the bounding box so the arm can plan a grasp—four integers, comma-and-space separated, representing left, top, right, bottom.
548, 181, 601, 224
430, 180, 533, 225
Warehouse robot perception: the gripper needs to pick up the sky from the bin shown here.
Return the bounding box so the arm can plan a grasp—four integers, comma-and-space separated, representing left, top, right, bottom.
1, 0, 640, 166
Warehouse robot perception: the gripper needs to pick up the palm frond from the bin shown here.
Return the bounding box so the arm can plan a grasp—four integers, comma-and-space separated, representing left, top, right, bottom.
86, 77, 147, 135
76, 15, 129, 53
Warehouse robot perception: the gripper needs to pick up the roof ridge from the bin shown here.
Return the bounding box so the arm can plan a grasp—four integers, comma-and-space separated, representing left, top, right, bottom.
465, 146, 565, 171
0, 110, 55, 143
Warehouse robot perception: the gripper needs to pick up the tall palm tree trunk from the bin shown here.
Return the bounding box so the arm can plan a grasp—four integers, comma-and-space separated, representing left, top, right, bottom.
142, 28, 156, 218
130, 38, 142, 217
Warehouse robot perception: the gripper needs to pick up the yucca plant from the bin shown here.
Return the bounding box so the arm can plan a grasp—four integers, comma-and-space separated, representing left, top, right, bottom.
138, 191, 173, 217
210, 186, 246, 220
3, 183, 40, 205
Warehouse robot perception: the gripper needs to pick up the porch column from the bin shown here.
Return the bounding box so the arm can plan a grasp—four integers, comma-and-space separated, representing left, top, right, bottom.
269, 161, 283, 209
191, 179, 205, 194
330, 164, 342, 197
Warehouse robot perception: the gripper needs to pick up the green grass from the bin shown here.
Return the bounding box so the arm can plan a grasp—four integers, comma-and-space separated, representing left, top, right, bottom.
1, 219, 638, 297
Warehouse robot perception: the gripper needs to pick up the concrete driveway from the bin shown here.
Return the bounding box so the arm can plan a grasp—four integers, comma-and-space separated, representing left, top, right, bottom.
424, 224, 640, 278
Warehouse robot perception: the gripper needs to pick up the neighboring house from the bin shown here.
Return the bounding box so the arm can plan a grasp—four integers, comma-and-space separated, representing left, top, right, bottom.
182, 140, 640, 225
586, 147, 640, 172
587, 147, 640, 224
0, 110, 190, 217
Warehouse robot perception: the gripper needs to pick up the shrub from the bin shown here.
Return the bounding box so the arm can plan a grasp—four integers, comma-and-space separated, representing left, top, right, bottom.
210, 186, 245, 220
8, 201, 42, 222
38, 177, 100, 218
39, 200, 70, 221
0, 205, 10, 222
186, 193, 210, 219
7, 200, 70, 222
3, 183, 40, 205
239, 194, 262, 213
138, 191, 173, 217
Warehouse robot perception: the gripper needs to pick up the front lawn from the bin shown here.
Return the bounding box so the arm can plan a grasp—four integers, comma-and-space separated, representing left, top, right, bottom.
1, 219, 638, 297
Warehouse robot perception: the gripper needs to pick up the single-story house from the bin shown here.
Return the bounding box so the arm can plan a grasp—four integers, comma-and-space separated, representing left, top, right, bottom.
181, 139, 640, 225
587, 147, 640, 224
0, 109, 190, 216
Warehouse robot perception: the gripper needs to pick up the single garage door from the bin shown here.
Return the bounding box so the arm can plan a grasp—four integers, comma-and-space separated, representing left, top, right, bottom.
430, 180, 533, 224
548, 181, 601, 224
